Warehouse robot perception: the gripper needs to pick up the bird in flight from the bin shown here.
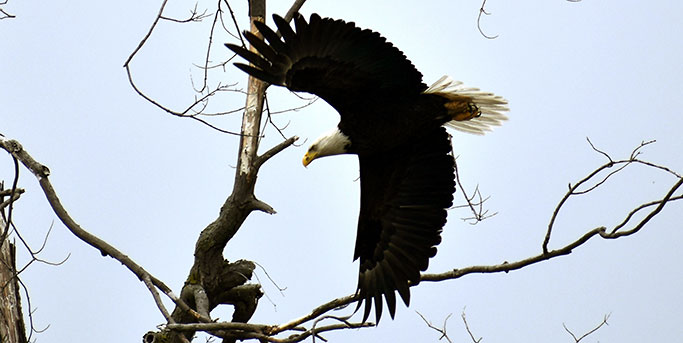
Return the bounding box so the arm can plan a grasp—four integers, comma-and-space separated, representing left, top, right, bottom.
226, 12, 508, 323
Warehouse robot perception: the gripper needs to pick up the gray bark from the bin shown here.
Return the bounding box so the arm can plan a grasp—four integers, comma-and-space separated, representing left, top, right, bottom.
0, 217, 27, 343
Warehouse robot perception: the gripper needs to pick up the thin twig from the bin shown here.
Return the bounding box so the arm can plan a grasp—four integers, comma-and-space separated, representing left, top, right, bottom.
563, 313, 610, 342
417, 312, 454, 343
123, 0, 169, 67
197, 2, 222, 93
451, 151, 496, 224
0, 156, 19, 249
461, 311, 482, 343
0, 7, 16, 20
477, 0, 499, 39
160, 3, 211, 23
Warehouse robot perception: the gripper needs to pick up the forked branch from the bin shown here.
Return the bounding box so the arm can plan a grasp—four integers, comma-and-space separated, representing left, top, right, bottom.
423, 140, 682, 283
563, 314, 610, 342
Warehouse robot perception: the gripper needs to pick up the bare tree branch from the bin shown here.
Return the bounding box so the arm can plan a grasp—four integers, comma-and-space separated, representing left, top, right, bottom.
0, 137, 210, 327
0, 156, 19, 249
543, 139, 680, 253
196, 2, 222, 93
254, 136, 298, 169
121, 0, 315, 138
0, 5, 15, 20
160, 3, 211, 23
5, 1, 681, 342
122, 0, 245, 135
124, 0, 169, 67
417, 312, 454, 343
451, 154, 497, 224
0, 188, 23, 212
423, 141, 681, 283
477, 0, 499, 39
141, 133, 682, 342
461, 311, 482, 343
563, 314, 610, 342
283, 0, 307, 22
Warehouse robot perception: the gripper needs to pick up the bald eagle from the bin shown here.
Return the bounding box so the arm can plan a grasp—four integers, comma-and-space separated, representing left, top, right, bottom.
226, 13, 508, 322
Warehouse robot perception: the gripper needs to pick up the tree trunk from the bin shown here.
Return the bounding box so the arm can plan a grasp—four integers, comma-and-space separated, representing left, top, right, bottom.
0, 217, 27, 343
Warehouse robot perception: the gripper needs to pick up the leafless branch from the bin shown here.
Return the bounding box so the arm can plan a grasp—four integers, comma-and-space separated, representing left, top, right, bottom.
196, 2, 222, 93
563, 314, 610, 342
0, 156, 19, 248
11, 222, 71, 275
143, 274, 174, 323
163, 315, 371, 343
543, 139, 680, 253
262, 96, 289, 140
451, 151, 497, 224
423, 140, 681, 283
283, 0, 307, 23
1, 171, 70, 300
5, 1, 679, 342
611, 193, 683, 234
269, 97, 319, 116
123, 0, 169, 67
19, 276, 48, 341
586, 137, 613, 163
221, 0, 245, 43
254, 136, 298, 169
122, 0, 247, 135
120, 0, 311, 138
477, 0, 499, 39
124, 65, 243, 135
0, 136, 211, 327
0, 6, 15, 20
461, 311, 482, 343
0, 188, 23, 211
271, 293, 359, 335
160, 3, 211, 23
417, 312, 454, 343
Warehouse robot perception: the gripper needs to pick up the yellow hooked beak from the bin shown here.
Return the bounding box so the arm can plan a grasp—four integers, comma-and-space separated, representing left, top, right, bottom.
302, 151, 318, 167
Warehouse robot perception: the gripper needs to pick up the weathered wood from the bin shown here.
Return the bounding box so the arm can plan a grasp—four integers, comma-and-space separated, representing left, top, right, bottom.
162, 1, 270, 342
0, 217, 27, 343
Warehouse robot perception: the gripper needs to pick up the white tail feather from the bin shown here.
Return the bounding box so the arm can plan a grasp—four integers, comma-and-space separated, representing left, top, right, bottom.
425, 75, 509, 135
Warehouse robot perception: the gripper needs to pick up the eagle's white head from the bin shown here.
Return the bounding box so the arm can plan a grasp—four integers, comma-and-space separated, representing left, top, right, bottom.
302, 127, 351, 167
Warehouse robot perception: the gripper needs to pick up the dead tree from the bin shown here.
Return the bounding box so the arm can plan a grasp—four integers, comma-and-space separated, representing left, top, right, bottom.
1, 1, 682, 342
0, 216, 27, 343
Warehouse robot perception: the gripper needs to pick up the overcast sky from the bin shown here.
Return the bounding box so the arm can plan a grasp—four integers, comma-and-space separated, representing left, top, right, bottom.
2, 1, 683, 342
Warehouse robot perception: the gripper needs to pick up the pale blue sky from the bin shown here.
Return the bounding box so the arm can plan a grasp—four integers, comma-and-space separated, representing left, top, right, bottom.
2, 1, 683, 342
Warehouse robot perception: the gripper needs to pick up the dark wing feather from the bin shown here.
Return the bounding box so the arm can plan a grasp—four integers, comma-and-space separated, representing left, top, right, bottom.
273, 14, 297, 47
355, 128, 455, 323
243, 31, 279, 62
225, 13, 426, 112
253, 20, 288, 55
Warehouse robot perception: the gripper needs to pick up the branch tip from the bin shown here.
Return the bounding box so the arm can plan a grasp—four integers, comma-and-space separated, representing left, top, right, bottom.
251, 198, 275, 214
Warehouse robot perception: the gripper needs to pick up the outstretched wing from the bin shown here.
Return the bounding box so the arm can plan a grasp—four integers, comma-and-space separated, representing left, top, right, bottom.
355, 127, 455, 322
225, 13, 426, 111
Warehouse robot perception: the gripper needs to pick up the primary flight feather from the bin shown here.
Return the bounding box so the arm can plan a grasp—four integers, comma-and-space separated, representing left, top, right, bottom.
226, 12, 508, 323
